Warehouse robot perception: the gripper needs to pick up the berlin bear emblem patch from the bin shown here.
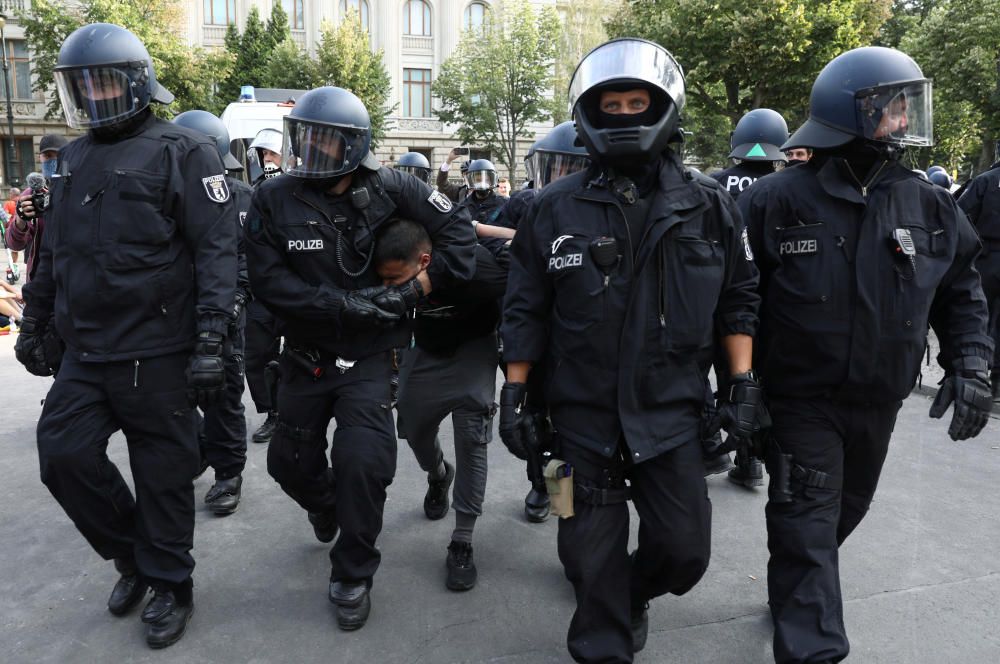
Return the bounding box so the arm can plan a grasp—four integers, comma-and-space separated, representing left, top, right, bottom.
427, 190, 453, 213
202, 174, 231, 203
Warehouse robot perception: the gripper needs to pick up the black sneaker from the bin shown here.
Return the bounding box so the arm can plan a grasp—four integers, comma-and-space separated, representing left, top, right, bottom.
728, 455, 764, 488
446, 540, 477, 591
423, 460, 455, 520
329, 580, 371, 631
308, 510, 338, 543
630, 602, 649, 652
252, 412, 278, 444
204, 476, 242, 516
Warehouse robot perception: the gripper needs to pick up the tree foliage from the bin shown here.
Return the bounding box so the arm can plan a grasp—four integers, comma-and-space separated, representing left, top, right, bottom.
551, 0, 616, 124
313, 11, 394, 147
435, 0, 560, 180
901, 0, 1000, 175
21, 0, 232, 118
607, 0, 892, 168
217, 6, 276, 107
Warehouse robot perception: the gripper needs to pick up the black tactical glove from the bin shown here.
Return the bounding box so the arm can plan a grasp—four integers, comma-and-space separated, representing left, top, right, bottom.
14, 316, 64, 377
707, 371, 771, 441
929, 360, 992, 440
372, 278, 424, 317
340, 286, 401, 329
187, 331, 226, 409
498, 381, 532, 460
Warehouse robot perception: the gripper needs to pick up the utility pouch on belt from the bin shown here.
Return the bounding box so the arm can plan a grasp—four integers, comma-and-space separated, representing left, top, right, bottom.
543, 459, 574, 519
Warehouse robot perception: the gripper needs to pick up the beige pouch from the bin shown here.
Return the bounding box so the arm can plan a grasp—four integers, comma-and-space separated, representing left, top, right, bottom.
543, 459, 575, 519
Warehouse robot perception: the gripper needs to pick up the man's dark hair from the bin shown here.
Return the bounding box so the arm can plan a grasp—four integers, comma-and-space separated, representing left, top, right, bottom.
374, 218, 432, 266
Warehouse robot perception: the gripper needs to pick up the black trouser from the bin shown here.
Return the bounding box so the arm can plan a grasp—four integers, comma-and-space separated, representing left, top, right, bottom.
199, 314, 247, 479
267, 349, 396, 585
557, 438, 712, 664
765, 398, 901, 664
244, 300, 281, 413
36, 351, 199, 589
976, 250, 1000, 371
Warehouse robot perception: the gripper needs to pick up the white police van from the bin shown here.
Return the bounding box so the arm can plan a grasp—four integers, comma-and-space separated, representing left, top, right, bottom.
220, 86, 303, 183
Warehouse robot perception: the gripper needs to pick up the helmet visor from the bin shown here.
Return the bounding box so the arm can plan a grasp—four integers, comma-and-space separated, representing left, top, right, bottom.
532, 152, 590, 188
55, 66, 138, 129
282, 118, 368, 178
464, 170, 497, 191
855, 80, 932, 147
569, 40, 685, 115
398, 165, 430, 182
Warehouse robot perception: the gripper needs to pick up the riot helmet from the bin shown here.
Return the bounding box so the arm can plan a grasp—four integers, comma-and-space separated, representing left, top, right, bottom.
464, 159, 497, 192
54, 23, 174, 129
530, 121, 591, 188
281, 86, 374, 179
926, 164, 946, 177
396, 151, 431, 183
250, 128, 283, 179
928, 170, 953, 189
729, 109, 789, 162
784, 47, 932, 151
172, 110, 242, 171
569, 38, 686, 168
523, 138, 540, 184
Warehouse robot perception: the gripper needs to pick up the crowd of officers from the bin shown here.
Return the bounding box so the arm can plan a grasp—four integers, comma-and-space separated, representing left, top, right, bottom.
11, 21, 997, 664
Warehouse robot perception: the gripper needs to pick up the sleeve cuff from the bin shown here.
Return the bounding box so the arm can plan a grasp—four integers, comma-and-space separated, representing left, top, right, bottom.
198, 314, 229, 336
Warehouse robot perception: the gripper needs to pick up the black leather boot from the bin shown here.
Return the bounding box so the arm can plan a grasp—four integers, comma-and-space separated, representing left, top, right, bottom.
107, 558, 148, 616
204, 475, 242, 516
328, 580, 371, 631
252, 411, 278, 444
143, 589, 194, 649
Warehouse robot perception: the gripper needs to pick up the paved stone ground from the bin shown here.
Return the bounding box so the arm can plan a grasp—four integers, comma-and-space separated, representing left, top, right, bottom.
0, 323, 998, 663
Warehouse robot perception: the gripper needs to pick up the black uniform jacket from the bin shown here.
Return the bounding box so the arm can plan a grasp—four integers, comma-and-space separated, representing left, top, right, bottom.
414, 244, 507, 356
244, 164, 476, 360
228, 176, 252, 301
741, 156, 992, 403
24, 114, 238, 362
502, 153, 760, 462
958, 165, 1000, 245
710, 162, 776, 199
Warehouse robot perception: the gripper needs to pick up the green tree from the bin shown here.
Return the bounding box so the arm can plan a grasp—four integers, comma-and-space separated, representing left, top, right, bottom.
264, 37, 316, 91
217, 6, 275, 104
901, 0, 1000, 175
21, 0, 233, 118
551, 0, 617, 124
607, 0, 892, 168
435, 0, 560, 180
265, 2, 291, 47
314, 11, 394, 147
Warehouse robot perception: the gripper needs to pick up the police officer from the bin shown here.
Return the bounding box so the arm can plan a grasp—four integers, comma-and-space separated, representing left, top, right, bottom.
245, 126, 285, 444
395, 151, 432, 183
494, 120, 592, 522
501, 39, 761, 663
740, 47, 992, 663
172, 110, 252, 515
16, 24, 236, 648
243, 86, 475, 631
436, 148, 470, 202
957, 160, 1000, 395
711, 108, 789, 196
249, 127, 284, 185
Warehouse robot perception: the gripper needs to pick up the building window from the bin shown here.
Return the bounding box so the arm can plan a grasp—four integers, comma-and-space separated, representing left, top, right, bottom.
403, 68, 432, 117
5, 41, 31, 100
340, 0, 370, 31
283, 0, 304, 30
1, 138, 34, 188
463, 2, 487, 31
204, 0, 237, 25
403, 0, 432, 36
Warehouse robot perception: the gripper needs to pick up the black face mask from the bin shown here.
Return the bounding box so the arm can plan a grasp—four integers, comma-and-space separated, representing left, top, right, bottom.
306, 174, 349, 193
596, 105, 662, 130
89, 108, 151, 142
